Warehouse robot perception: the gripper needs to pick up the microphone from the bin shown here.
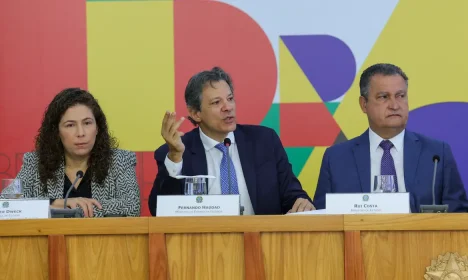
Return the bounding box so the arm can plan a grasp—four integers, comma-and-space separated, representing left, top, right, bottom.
223, 138, 232, 195
64, 171, 84, 209
420, 155, 449, 213
50, 170, 84, 218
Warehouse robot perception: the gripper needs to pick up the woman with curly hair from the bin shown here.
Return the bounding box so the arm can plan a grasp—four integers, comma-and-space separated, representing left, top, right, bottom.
8, 88, 140, 217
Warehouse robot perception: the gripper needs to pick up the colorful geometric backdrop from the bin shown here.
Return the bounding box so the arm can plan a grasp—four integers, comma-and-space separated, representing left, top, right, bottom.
1, 0, 468, 216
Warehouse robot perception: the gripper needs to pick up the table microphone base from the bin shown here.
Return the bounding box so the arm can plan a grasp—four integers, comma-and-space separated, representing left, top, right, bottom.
420, 204, 449, 213
50, 208, 83, 218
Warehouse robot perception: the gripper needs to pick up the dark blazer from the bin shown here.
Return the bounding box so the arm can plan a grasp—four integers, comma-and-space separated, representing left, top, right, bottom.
149, 124, 311, 215
314, 130, 468, 212
3, 149, 141, 217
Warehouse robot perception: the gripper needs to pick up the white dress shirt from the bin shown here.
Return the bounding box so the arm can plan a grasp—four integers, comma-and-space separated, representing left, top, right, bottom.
164, 129, 255, 215
369, 128, 407, 192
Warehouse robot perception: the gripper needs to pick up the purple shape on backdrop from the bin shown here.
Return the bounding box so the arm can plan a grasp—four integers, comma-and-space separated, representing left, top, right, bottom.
407, 102, 468, 192
281, 35, 356, 102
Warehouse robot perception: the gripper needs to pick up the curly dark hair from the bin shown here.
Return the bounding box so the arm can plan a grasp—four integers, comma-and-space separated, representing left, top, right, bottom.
35, 88, 118, 187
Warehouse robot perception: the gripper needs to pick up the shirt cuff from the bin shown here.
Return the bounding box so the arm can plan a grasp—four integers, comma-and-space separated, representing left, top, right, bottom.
164, 154, 183, 177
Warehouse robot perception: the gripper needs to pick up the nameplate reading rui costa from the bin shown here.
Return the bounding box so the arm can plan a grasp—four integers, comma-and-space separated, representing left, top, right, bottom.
156, 195, 240, 217
325, 193, 410, 214
0, 199, 50, 220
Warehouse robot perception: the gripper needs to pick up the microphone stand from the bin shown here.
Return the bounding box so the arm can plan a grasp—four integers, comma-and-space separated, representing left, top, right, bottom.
50, 171, 84, 218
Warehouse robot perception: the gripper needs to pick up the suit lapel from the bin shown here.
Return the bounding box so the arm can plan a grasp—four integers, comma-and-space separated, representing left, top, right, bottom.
189, 128, 209, 181
48, 160, 65, 198
403, 131, 421, 192
234, 127, 257, 211
91, 180, 103, 201
48, 160, 104, 200
352, 131, 371, 192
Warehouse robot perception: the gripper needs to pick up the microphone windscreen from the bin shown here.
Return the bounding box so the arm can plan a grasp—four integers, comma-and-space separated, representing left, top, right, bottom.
433, 155, 440, 162
76, 170, 84, 178
224, 138, 231, 147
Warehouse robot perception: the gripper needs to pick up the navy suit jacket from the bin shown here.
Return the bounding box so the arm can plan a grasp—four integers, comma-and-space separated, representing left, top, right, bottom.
149, 124, 311, 215
314, 130, 468, 212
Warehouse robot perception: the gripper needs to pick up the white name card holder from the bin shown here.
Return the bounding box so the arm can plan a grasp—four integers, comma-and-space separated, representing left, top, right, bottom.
0, 199, 50, 219
326, 193, 410, 214
156, 194, 241, 217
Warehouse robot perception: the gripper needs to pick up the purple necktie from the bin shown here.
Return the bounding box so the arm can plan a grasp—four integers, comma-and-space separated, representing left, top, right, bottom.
379, 140, 398, 192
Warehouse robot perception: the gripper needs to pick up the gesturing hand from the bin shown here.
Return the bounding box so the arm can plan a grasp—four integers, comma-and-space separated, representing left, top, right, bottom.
161, 111, 185, 162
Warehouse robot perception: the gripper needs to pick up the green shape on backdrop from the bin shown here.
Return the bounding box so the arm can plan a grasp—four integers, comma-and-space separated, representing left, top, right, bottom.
285, 147, 314, 177
260, 103, 280, 135
325, 102, 340, 115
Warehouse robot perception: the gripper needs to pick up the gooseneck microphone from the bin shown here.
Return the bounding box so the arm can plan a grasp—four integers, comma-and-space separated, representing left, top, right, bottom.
224, 138, 232, 195
50, 170, 84, 218
64, 170, 84, 209
420, 155, 449, 213
431, 155, 440, 205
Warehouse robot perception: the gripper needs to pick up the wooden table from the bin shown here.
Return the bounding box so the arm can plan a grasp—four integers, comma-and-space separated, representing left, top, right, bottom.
0, 214, 467, 280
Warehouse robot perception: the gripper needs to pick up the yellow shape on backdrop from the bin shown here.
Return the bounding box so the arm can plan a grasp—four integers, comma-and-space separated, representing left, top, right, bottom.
335, 0, 468, 139
279, 39, 322, 103
298, 147, 327, 198
87, 1, 174, 151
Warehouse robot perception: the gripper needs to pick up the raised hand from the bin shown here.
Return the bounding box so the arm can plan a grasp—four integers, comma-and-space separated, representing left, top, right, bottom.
161, 111, 185, 162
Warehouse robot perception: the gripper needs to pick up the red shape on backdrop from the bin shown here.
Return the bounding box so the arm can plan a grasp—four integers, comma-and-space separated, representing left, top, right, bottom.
0, 0, 87, 179
174, 0, 277, 132
280, 103, 341, 147
135, 152, 158, 217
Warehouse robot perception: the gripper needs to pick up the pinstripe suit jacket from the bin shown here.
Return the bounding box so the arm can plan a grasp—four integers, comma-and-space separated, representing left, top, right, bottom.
7, 149, 140, 217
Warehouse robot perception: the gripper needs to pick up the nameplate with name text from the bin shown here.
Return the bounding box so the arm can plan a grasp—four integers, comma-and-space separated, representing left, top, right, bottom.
326, 193, 410, 214
156, 195, 240, 217
0, 199, 50, 220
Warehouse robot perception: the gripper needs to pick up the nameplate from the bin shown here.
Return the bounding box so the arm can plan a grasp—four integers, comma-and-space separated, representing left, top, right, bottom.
326, 193, 410, 214
156, 195, 240, 217
0, 199, 50, 220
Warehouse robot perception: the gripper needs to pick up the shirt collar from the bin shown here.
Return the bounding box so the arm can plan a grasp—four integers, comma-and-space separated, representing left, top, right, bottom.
369, 128, 405, 152
199, 128, 236, 151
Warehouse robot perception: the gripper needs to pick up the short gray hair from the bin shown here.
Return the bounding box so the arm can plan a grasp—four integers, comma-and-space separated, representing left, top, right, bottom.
359, 63, 408, 99
184, 67, 234, 125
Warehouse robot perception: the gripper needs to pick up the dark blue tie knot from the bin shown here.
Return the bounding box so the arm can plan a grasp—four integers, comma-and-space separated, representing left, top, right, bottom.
379, 140, 394, 151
